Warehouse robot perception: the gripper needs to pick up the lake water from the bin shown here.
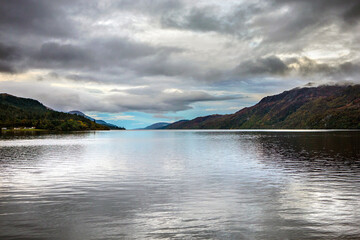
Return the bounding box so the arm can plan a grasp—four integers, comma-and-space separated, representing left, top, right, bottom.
0, 130, 359, 239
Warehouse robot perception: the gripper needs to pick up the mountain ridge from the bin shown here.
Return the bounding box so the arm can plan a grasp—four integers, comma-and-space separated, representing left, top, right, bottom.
68, 111, 124, 130
140, 122, 170, 130
165, 85, 360, 129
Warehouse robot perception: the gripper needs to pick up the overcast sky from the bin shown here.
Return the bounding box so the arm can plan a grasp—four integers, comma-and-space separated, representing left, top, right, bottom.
1, 0, 359, 128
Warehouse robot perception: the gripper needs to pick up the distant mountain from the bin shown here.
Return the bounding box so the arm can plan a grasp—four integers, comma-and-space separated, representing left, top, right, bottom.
68, 111, 125, 130
94, 120, 123, 130
0, 94, 110, 131
68, 110, 94, 120
142, 122, 170, 129
166, 85, 360, 129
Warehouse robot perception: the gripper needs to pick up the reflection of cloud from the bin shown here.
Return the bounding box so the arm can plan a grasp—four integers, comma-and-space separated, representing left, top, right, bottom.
245, 131, 360, 236
279, 179, 360, 235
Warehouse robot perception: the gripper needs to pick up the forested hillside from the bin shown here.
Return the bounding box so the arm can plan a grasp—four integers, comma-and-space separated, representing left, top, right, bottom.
0, 94, 110, 131
166, 85, 360, 129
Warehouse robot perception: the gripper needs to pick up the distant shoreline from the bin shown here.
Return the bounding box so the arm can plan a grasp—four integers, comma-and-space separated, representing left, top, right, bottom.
1, 128, 47, 132
129, 129, 360, 132
0, 128, 113, 133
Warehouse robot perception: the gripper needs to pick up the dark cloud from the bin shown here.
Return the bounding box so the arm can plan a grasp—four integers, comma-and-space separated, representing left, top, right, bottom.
286, 57, 360, 77
161, 4, 256, 37
161, 0, 360, 44
343, 2, 360, 24
0, 43, 22, 73
339, 62, 360, 74
235, 56, 289, 76
28, 37, 183, 74
0, 43, 20, 61
162, 7, 223, 33
272, 0, 359, 15
116, 0, 183, 15
37, 42, 88, 64
129, 53, 196, 78
269, 1, 340, 43
92, 37, 164, 60
234, 55, 360, 79
286, 57, 332, 76
0, 62, 15, 73
0, 0, 76, 38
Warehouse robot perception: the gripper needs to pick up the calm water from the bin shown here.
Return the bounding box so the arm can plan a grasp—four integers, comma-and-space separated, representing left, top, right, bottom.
0, 130, 360, 240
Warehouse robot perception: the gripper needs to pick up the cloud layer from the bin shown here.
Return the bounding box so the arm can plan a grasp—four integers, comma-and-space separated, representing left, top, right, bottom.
0, 0, 359, 117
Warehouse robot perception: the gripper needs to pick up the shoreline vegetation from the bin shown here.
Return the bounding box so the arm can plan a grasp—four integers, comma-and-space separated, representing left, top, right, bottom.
0, 93, 125, 131
0, 128, 125, 134
1, 128, 47, 132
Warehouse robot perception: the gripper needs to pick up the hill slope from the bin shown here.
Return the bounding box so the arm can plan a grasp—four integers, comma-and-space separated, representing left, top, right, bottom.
68, 111, 125, 130
166, 85, 360, 129
0, 94, 110, 131
142, 122, 170, 129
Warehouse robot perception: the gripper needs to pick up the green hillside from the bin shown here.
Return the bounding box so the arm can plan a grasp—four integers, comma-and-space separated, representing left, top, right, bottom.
0, 94, 110, 131
166, 85, 360, 129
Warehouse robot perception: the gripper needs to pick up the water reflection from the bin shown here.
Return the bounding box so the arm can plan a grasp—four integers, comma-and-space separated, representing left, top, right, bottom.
248, 132, 360, 239
0, 130, 359, 239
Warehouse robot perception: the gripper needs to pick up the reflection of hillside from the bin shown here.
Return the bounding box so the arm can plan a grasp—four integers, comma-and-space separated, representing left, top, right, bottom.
251, 131, 360, 173
189, 131, 360, 238
0, 130, 95, 139
193, 130, 360, 172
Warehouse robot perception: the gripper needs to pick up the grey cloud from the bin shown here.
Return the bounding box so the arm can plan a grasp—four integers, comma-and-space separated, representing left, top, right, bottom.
66, 74, 102, 83
93, 37, 161, 60
0, 80, 239, 113
161, 0, 360, 45
234, 56, 360, 78
162, 7, 223, 33
235, 56, 289, 76
129, 53, 196, 78
30, 38, 182, 73
2, 0, 358, 82
116, 0, 183, 15
286, 57, 360, 78
272, 0, 359, 15
103, 88, 240, 113
0, 0, 76, 38
0, 62, 17, 73
37, 42, 89, 63
0, 43, 22, 73
286, 57, 332, 76
339, 62, 360, 74
0, 43, 20, 61
343, 2, 360, 24
161, 5, 255, 37
270, 0, 360, 29
1, 0, 359, 114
